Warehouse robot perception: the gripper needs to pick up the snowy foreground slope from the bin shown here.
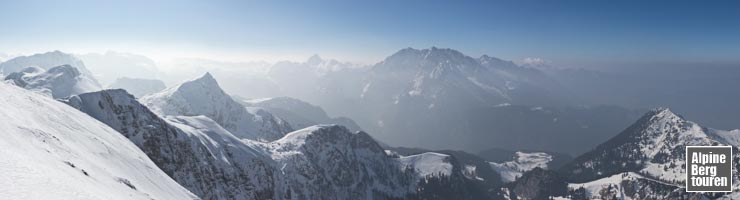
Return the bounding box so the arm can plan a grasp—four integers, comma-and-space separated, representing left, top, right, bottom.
0, 82, 197, 200
141, 73, 293, 141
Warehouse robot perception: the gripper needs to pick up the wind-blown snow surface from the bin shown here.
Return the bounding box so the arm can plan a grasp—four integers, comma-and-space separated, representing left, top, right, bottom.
141, 72, 293, 141
490, 152, 553, 183
4, 65, 101, 98
0, 82, 197, 200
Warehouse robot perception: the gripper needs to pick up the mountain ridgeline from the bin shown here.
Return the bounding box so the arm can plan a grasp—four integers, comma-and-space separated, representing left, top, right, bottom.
2, 49, 740, 199
231, 47, 642, 155
61, 74, 506, 199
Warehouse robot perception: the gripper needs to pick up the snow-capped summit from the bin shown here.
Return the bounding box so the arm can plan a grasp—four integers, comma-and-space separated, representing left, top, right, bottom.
65, 87, 503, 199
560, 107, 740, 199
0, 81, 197, 200
65, 89, 279, 199
4, 65, 102, 98
141, 72, 293, 141
0, 51, 98, 84
375, 47, 481, 73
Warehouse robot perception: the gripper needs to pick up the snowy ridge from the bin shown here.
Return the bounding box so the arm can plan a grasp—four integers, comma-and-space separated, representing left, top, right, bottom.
0, 82, 197, 200
567, 172, 682, 199
399, 152, 454, 178
490, 152, 553, 183
561, 107, 740, 198
67, 89, 451, 199
65, 89, 279, 199
4, 65, 101, 98
268, 125, 414, 199
141, 72, 293, 141
0, 50, 100, 86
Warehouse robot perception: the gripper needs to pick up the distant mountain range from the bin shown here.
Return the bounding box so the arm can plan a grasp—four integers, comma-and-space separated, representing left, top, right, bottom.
108, 77, 166, 97
230, 47, 641, 155
2, 49, 739, 199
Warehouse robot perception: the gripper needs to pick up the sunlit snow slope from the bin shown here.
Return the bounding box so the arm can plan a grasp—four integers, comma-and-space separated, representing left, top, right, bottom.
0, 82, 197, 200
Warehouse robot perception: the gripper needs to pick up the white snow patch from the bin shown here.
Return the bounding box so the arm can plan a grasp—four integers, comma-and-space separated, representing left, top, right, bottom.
490, 152, 552, 183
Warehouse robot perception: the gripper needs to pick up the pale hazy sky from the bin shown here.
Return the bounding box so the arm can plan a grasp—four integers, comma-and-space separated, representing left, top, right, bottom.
1, 0, 739, 67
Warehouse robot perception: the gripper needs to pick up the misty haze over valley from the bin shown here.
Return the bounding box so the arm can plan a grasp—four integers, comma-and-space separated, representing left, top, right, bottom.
17, 47, 734, 156
2, 0, 739, 199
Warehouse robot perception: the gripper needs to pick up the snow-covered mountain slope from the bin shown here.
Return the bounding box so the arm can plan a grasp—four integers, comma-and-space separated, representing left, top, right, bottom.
0, 82, 197, 200
305, 47, 608, 154
67, 89, 495, 199
364, 47, 565, 108
399, 152, 454, 178
268, 125, 415, 199
65, 89, 284, 200
0, 51, 100, 85
500, 168, 568, 200
243, 96, 363, 132
567, 172, 685, 199
108, 77, 166, 97
3, 65, 102, 98
385, 147, 506, 199
490, 152, 553, 183
560, 108, 740, 198
140, 72, 293, 141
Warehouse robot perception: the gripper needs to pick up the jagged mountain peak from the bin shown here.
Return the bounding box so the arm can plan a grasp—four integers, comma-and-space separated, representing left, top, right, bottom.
645, 107, 681, 120
383, 47, 473, 64
192, 72, 217, 84
0, 81, 197, 200
478, 54, 519, 68
560, 107, 736, 185
166, 72, 227, 101
141, 73, 293, 141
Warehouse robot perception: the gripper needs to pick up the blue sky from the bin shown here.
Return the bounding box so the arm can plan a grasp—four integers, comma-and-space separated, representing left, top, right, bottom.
1, 0, 738, 66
